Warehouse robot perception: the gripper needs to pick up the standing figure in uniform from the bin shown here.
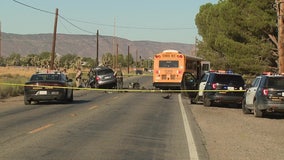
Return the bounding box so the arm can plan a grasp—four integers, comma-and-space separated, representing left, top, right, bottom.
114, 69, 123, 89
75, 67, 82, 88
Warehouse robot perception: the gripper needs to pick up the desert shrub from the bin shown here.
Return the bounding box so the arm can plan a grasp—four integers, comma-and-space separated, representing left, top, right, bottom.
0, 74, 27, 99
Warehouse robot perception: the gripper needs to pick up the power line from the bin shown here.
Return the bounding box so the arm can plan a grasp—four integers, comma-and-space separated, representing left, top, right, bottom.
11, 0, 196, 33
12, 0, 54, 15
58, 15, 97, 34
66, 18, 196, 30
12, 0, 97, 34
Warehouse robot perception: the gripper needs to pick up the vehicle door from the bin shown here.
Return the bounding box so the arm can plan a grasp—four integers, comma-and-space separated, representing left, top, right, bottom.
63, 74, 73, 96
181, 72, 197, 98
245, 77, 261, 107
198, 73, 209, 97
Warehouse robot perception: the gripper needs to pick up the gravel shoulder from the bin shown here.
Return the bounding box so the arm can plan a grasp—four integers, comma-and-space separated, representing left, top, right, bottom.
190, 104, 284, 160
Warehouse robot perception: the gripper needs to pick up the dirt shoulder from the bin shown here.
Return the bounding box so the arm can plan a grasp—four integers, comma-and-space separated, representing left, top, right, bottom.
190, 104, 284, 160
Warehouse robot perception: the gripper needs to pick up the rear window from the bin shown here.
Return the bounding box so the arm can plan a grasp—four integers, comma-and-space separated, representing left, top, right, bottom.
97, 69, 114, 75
266, 77, 284, 88
159, 60, 179, 68
30, 74, 61, 81
213, 74, 245, 86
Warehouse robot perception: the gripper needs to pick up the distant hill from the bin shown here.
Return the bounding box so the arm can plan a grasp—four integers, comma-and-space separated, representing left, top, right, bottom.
1, 33, 195, 59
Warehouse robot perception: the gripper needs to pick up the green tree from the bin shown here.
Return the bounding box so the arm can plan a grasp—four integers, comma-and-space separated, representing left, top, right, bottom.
38, 52, 52, 68
0, 56, 6, 66
82, 57, 95, 68
102, 52, 114, 67
6, 53, 21, 66
195, 0, 276, 74
125, 53, 134, 67
59, 54, 78, 69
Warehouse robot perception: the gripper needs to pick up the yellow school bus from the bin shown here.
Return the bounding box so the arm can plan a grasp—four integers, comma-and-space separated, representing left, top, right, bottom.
152, 49, 210, 89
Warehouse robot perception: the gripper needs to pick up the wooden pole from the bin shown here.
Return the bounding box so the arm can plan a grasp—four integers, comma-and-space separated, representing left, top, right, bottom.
96, 30, 99, 66
127, 45, 130, 74
51, 8, 58, 70
0, 21, 2, 57
277, 0, 284, 73
116, 43, 118, 69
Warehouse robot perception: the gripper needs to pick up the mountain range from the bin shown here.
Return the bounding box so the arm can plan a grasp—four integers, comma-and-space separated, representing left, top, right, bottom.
1, 32, 195, 59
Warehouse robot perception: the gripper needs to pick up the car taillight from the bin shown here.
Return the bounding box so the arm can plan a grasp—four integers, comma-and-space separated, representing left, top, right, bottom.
212, 83, 217, 90
96, 77, 100, 81
263, 89, 269, 96
177, 54, 183, 58
155, 55, 161, 58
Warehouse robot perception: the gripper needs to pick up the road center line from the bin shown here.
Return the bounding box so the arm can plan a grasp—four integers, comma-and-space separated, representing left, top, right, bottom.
178, 94, 199, 160
88, 105, 98, 110
29, 123, 54, 134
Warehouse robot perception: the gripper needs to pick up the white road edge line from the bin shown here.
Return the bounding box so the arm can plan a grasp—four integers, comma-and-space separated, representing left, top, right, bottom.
178, 94, 199, 160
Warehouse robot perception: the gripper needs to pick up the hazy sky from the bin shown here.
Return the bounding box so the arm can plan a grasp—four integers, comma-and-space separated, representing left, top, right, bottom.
0, 0, 218, 44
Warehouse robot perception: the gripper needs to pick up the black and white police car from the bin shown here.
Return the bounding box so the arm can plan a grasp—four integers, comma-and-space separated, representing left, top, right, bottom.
242, 73, 284, 117
193, 70, 245, 107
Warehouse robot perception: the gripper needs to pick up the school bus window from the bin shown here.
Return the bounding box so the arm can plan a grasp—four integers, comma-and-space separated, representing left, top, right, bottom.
202, 64, 210, 71
159, 61, 179, 68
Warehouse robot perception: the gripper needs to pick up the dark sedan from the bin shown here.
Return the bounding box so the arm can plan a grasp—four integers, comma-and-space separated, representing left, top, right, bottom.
24, 72, 73, 105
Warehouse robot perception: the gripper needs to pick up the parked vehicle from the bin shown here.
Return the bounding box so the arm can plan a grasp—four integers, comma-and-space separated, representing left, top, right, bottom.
242, 74, 284, 117
180, 72, 198, 99
88, 66, 117, 89
24, 71, 73, 105
194, 70, 245, 107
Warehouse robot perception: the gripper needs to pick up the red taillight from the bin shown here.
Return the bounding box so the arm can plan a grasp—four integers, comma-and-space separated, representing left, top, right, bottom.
155, 70, 160, 74
177, 54, 183, 58
155, 55, 161, 58
96, 77, 100, 81
212, 83, 217, 90
177, 70, 182, 74
263, 89, 269, 96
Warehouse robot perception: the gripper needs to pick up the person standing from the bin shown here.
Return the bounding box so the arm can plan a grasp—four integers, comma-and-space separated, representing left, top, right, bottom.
114, 69, 123, 89
75, 67, 82, 88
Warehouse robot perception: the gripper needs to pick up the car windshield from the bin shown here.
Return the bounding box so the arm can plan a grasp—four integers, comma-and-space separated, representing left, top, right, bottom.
30, 74, 61, 81
266, 77, 284, 88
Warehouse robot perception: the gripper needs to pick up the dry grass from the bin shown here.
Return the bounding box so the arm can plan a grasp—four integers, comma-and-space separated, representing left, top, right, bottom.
0, 66, 36, 78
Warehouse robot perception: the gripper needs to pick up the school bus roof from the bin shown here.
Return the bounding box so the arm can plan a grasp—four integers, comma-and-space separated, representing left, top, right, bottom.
162, 49, 181, 53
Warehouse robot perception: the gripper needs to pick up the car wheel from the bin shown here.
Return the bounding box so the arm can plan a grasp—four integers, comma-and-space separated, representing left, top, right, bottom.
68, 91, 73, 102
24, 99, 31, 105
90, 82, 95, 88
253, 103, 263, 117
94, 83, 99, 88
24, 96, 31, 105
242, 99, 251, 114
190, 98, 197, 104
203, 96, 212, 107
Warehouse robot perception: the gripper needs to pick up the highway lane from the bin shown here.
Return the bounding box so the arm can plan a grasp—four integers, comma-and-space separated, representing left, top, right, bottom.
0, 75, 207, 160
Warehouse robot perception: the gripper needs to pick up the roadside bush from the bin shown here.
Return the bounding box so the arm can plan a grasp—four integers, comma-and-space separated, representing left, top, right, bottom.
0, 74, 27, 99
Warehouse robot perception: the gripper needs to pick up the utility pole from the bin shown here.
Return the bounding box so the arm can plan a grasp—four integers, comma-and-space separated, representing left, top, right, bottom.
113, 17, 116, 69
116, 43, 118, 69
96, 30, 99, 66
51, 8, 58, 70
136, 49, 138, 67
0, 21, 2, 57
277, 0, 284, 73
127, 45, 130, 74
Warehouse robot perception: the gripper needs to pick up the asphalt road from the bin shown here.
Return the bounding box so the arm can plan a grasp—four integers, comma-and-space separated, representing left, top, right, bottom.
0, 75, 207, 160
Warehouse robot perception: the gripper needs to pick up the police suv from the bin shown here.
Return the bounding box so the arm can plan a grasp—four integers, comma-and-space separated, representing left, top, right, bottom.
242, 73, 284, 117
194, 70, 245, 107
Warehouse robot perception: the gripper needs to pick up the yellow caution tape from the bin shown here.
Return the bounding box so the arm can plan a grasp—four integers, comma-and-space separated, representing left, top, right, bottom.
0, 82, 246, 93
